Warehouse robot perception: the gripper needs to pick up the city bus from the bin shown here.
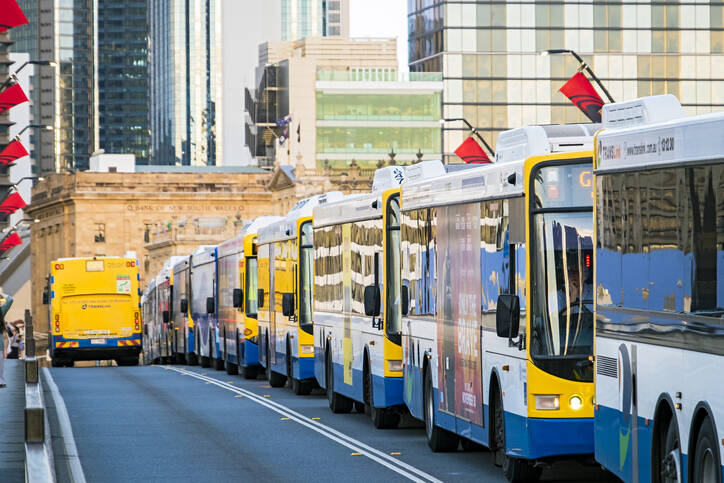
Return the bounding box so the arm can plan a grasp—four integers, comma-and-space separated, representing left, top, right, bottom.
45, 256, 142, 367
141, 278, 156, 363
258, 192, 343, 394
399, 124, 598, 481
171, 256, 194, 364
189, 245, 219, 369
593, 95, 724, 483
144, 256, 186, 365
312, 166, 434, 428
217, 216, 282, 378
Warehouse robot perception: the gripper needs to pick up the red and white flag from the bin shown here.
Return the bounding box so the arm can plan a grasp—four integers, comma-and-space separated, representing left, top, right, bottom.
0, 0, 29, 33
454, 136, 492, 164
559, 72, 604, 123
0, 192, 27, 215
0, 83, 29, 115
0, 139, 29, 165
0, 232, 22, 252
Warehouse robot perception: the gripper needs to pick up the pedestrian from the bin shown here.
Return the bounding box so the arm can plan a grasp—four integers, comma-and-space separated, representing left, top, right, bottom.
0, 290, 14, 388
7, 324, 19, 359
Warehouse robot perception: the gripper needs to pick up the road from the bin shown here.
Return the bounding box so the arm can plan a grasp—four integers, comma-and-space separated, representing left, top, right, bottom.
43, 365, 618, 483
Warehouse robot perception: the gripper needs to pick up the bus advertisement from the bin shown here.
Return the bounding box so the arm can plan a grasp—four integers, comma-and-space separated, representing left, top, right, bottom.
45, 256, 142, 367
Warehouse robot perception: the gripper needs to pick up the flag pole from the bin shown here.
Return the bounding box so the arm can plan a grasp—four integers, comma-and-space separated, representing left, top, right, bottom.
541, 49, 615, 104
441, 118, 496, 157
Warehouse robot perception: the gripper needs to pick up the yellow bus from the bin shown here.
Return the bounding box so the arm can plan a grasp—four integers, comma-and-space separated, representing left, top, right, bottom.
44, 257, 142, 367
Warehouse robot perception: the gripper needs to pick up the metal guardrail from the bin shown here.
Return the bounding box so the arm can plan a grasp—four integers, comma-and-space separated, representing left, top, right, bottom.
23, 309, 56, 482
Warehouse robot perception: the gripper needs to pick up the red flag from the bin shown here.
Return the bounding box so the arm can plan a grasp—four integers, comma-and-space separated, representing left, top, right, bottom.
0, 0, 29, 33
559, 72, 604, 123
0, 232, 22, 252
0, 192, 26, 215
454, 136, 491, 164
0, 139, 28, 165
0, 83, 29, 115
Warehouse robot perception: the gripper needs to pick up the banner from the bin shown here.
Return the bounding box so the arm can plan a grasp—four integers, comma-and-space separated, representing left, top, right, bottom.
0, 192, 27, 215
0, 232, 22, 252
436, 203, 482, 425
0, 83, 29, 115
454, 136, 491, 164
0, 139, 28, 165
0, 0, 29, 33
559, 72, 604, 123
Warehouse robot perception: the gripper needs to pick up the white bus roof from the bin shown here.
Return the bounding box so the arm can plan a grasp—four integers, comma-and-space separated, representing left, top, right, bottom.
258, 192, 344, 244
240, 216, 284, 238
172, 255, 189, 274
191, 245, 216, 268
597, 94, 724, 172
494, 123, 598, 164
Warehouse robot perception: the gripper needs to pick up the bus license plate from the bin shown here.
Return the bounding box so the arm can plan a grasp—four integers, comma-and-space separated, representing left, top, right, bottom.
90, 338, 105, 345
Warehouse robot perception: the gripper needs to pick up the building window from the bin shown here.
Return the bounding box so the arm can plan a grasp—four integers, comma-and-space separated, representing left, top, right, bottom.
94, 223, 105, 243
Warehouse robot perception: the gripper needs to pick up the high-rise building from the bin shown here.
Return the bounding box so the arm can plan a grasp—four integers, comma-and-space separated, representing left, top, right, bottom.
281, 0, 349, 41
97, 0, 149, 164
408, 1, 724, 163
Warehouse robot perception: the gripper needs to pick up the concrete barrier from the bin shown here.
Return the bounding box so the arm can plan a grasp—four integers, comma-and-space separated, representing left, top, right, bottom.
23, 309, 55, 482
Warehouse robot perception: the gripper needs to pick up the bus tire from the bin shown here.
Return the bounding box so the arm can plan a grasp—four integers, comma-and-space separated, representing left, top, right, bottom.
368, 366, 399, 429
242, 365, 257, 380
655, 411, 681, 483
424, 367, 458, 451
354, 401, 366, 413
492, 386, 541, 482
213, 329, 225, 371
692, 416, 721, 483
187, 351, 198, 366
117, 357, 139, 367
51, 358, 66, 368
267, 342, 287, 388
225, 360, 238, 375
326, 351, 352, 413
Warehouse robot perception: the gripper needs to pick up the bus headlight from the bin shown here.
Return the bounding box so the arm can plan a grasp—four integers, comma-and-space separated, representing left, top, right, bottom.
569, 395, 584, 410
534, 395, 560, 410
387, 360, 403, 372
301, 344, 314, 354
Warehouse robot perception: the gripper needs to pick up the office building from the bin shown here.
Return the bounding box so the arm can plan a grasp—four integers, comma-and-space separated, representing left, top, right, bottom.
247, 37, 441, 171
282, 0, 350, 40
97, 0, 149, 165
408, 0, 724, 162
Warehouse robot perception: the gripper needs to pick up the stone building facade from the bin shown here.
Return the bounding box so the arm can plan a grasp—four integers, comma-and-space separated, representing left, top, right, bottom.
25, 168, 273, 344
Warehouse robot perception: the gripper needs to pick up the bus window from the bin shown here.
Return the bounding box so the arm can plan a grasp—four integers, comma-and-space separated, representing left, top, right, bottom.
386, 195, 402, 344
299, 221, 314, 332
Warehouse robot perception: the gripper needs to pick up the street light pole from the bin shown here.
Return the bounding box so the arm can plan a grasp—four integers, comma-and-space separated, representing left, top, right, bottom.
16, 124, 53, 138
441, 117, 496, 157
0, 60, 57, 90
541, 49, 615, 104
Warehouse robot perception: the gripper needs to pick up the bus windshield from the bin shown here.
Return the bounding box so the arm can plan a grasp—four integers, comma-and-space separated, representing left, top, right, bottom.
299, 221, 313, 332
245, 258, 259, 318
530, 163, 594, 382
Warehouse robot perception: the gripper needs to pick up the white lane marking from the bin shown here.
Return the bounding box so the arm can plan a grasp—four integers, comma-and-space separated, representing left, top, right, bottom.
167, 366, 443, 483
43, 368, 88, 483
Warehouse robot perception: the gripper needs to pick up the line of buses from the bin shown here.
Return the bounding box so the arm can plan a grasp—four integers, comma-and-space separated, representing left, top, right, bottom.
115, 94, 723, 483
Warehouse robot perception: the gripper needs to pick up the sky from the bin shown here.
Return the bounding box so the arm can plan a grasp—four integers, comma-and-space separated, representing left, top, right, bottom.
349, 0, 408, 72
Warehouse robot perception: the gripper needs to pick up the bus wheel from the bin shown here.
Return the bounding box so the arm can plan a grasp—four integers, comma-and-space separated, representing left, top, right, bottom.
292, 378, 312, 396
242, 365, 257, 380
423, 368, 458, 451
117, 357, 139, 367
51, 358, 66, 368
187, 352, 198, 366
657, 417, 681, 483
354, 401, 366, 413
225, 360, 238, 375
267, 343, 287, 388
213, 330, 224, 371
368, 368, 399, 429
213, 357, 224, 371
693, 417, 721, 483
326, 352, 352, 413
492, 387, 541, 482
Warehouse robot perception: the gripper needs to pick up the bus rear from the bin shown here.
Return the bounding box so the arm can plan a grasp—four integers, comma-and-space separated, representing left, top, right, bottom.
46, 257, 141, 367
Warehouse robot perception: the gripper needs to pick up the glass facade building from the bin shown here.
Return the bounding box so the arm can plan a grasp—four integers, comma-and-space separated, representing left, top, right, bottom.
97, 0, 149, 164
408, 0, 724, 163
282, 0, 349, 40
149, 0, 221, 166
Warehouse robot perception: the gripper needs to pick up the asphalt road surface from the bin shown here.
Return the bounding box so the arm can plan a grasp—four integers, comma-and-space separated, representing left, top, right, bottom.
44, 364, 619, 483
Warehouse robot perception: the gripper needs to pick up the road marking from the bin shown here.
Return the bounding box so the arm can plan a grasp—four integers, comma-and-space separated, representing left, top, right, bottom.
234, 395, 243, 398
312, 417, 321, 420
351, 452, 362, 456
281, 417, 290, 420
391, 452, 402, 455
43, 368, 88, 483
166, 367, 442, 483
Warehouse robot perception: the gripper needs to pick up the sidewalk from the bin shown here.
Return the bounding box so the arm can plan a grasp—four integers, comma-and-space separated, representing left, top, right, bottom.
0, 359, 25, 482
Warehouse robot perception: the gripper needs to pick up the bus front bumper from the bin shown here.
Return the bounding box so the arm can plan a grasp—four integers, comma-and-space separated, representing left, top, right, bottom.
505, 414, 593, 459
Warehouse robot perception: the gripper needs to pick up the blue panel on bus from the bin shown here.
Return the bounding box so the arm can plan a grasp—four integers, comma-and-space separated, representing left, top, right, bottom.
50, 276, 54, 284
595, 404, 652, 483
51, 291, 55, 299
504, 413, 593, 459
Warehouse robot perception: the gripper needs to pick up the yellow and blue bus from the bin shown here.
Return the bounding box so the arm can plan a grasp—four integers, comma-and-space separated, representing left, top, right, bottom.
400, 125, 598, 481
257, 193, 343, 394
311, 166, 431, 427
217, 217, 283, 378
170, 256, 194, 364
143, 256, 185, 365
45, 256, 142, 367
593, 95, 724, 483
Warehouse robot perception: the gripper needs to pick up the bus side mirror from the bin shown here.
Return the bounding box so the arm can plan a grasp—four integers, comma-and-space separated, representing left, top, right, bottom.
401, 285, 409, 316
364, 285, 380, 317
496, 294, 520, 339
206, 297, 215, 314
233, 288, 243, 308
258, 289, 264, 308
162, 310, 170, 324
282, 293, 295, 317
143, 325, 148, 336
42, 291, 49, 305
180, 299, 188, 313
